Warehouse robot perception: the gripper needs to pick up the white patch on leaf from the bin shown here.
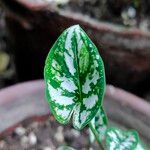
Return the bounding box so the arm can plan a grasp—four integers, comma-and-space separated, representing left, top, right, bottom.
94, 60, 98, 67
89, 44, 93, 48
108, 131, 118, 141
64, 52, 76, 75
72, 104, 81, 128
52, 59, 57, 67
89, 118, 95, 143
73, 104, 90, 129
52, 60, 61, 72
65, 26, 75, 58
107, 131, 119, 150
55, 108, 72, 119
83, 95, 98, 109
92, 70, 99, 84
97, 126, 107, 138
82, 77, 91, 94
82, 69, 99, 94
78, 40, 83, 53
51, 68, 61, 78
54, 74, 77, 93
60, 77, 77, 93
47, 82, 74, 106
96, 55, 100, 59
75, 26, 83, 56
135, 143, 145, 150
118, 135, 137, 149
80, 110, 90, 125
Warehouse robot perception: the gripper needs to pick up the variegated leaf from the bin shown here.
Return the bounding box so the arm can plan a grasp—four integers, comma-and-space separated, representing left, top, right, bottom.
106, 128, 138, 150
44, 25, 105, 130
57, 146, 76, 150
89, 106, 108, 143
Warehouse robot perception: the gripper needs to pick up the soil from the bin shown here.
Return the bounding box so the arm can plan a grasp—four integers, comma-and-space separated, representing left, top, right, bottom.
64, 0, 150, 30
0, 115, 99, 150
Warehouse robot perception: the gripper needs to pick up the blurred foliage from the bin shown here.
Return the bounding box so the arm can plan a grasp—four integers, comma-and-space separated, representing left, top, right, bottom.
133, 0, 141, 8
0, 52, 9, 73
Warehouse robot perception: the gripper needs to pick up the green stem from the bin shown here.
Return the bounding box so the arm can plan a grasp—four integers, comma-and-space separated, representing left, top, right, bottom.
89, 122, 104, 150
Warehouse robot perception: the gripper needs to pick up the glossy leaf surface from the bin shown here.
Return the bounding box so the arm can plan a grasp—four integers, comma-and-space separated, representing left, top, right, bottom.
106, 128, 138, 150
89, 106, 108, 142
44, 25, 105, 129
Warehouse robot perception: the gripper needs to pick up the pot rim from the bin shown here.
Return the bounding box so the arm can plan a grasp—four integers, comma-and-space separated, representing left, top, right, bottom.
1, 80, 150, 114
0, 80, 150, 136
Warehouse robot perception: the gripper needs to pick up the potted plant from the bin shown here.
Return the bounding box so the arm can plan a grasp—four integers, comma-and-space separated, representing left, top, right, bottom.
43, 25, 149, 149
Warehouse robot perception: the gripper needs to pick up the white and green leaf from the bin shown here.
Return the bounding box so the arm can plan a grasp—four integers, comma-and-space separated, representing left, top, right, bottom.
44, 25, 105, 130
106, 128, 139, 150
89, 106, 108, 143
57, 146, 76, 150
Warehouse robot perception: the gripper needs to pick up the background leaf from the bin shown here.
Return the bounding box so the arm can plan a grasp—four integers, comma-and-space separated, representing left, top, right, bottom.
106, 128, 138, 150
44, 25, 105, 130
89, 106, 108, 143
57, 146, 76, 150
135, 142, 148, 150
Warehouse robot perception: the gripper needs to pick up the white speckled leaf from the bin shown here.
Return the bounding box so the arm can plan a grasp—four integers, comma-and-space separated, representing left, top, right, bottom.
57, 146, 76, 150
106, 128, 139, 150
44, 25, 105, 130
89, 106, 108, 143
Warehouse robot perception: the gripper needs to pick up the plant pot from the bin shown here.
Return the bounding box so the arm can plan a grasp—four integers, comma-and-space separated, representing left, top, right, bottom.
0, 80, 150, 147
1, 0, 150, 96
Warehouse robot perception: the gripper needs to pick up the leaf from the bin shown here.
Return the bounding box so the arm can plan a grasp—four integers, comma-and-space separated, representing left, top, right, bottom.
106, 128, 139, 150
44, 25, 105, 130
89, 106, 108, 143
135, 142, 148, 150
57, 146, 76, 150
